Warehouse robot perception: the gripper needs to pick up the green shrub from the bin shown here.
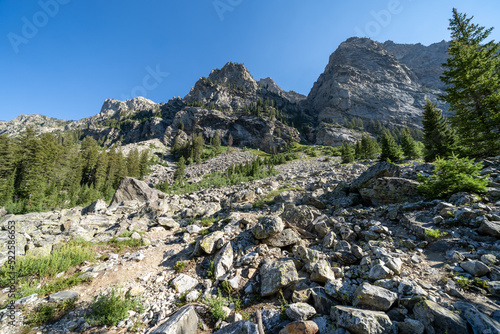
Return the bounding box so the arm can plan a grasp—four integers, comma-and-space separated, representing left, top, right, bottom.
86, 289, 143, 327
174, 260, 187, 273
425, 228, 448, 239
204, 290, 228, 322
26, 298, 77, 327
417, 155, 489, 199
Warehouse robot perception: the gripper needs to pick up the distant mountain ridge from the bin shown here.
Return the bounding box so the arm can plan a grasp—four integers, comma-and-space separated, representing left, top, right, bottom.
1, 37, 449, 149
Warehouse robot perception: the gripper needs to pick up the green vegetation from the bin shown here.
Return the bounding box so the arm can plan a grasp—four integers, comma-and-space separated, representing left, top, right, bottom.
380, 131, 402, 162
25, 298, 77, 328
441, 9, 500, 157
401, 127, 419, 160
86, 289, 144, 327
0, 130, 153, 214
417, 155, 489, 199
341, 144, 355, 163
204, 290, 228, 322
252, 185, 303, 208
422, 99, 457, 162
207, 261, 215, 280
174, 260, 187, 273
425, 228, 448, 239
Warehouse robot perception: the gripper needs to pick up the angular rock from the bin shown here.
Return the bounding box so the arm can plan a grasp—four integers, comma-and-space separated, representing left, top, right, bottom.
332, 305, 393, 334
350, 162, 401, 192
110, 177, 165, 206
359, 177, 422, 206
293, 246, 321, 263
311, 287, 336, 315
454, 302, 500, 334
252, 216, 284, 239
171, 274, 198, 294
260, 259, 299, 296
413, 300, 468, 334
369, 264, 394, 281
149, 305, 199, 334
214, 242, 234, 280
286, 302, 317, 321
215, 320, 258, 334
281, 205, 320, 229
157, 217, 180, 230
460, 260, 490, 277
353, 283, 398, 311
310, 260, 336, 283
325, 279, 356, 305
200, 231, 225, 254
479, 220, 500, 238
263, 229, 301, 247
396, 318, 425, 334
48, 291, 78, 303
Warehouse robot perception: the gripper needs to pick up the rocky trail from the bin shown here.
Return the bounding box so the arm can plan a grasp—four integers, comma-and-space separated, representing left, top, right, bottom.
1, 151, 500, 334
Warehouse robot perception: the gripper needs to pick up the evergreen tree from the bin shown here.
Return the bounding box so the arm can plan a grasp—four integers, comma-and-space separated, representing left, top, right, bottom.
401, 127, 419, 160
213, 131, 221, 153
360, 134, 377, 159
354, 141, 362, 159
227, 133, 233, 148
441, 9, 500, 157
139, 150, 150, 179
380, 131, 402, 162
422, 99, 457, 162
126, 148, 140, 178
192, 133, 204, 163
174, 156, 186, 182
0, 135, 15, 205
341, 144, 355, 163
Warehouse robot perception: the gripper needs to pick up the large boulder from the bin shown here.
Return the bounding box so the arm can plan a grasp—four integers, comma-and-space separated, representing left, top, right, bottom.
262, 229, 301, 247
213, 242, 234, 280
413, 300, 468, 334
281, 205, 321, 229
331, 305, 393, 334
252, 216, 284, 239
454, 302, 500, 334
350, 162, 401, 193
352, 283, 398, 311
358, 177, 421, 205
110, 177, 165, 207
260, 259, 299, 296
149, 305, 199, 334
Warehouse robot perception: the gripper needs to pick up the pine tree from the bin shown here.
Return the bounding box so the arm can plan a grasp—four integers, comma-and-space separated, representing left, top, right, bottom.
174, 156, 186, 182
422, 99, 457, 162
341, 144, 355, 163
126, 148, 140, 178
139, 150, 150, 179
192, 133, 205, 164
441, 9, 500, 157
380, 131, 402, 162
401, 127, 419, 160
213, 131, 221, 153
360, 134, 377, 159
0, 135, 15, 205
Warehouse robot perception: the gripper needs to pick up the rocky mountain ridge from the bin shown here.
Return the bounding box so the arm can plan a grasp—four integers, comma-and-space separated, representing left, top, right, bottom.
1, 37, 449, 148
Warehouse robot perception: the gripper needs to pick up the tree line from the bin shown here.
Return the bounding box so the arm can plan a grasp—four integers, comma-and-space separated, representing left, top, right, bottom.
0, 128, 151, 214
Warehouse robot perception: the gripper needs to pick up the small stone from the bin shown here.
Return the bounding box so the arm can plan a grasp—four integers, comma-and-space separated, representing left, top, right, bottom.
286, 303, 317, 321
369, 264, 394, 281
171, 274, 198, 294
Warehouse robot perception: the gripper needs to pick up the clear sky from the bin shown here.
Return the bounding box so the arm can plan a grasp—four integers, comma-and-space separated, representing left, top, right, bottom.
1, 0, 499, 121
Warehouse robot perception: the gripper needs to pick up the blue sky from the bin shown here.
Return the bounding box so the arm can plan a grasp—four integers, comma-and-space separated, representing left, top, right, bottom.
1, 0, 499, 121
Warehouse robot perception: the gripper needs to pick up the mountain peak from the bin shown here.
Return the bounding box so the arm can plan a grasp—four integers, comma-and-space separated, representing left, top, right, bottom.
207, 62, 258, 92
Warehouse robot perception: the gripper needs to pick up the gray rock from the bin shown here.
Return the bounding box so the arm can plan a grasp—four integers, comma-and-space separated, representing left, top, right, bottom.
171, 274, 198, 294
413, 300, 468, 334
351, 162, 401, 193
14, 293, 38, 308
260, 259, 299, 296
396, 318, 425, 334
479, 220, 500, 237
252, 216, 284, 239
293, 245, 321, 262
84, 199, 107, 214
310, 260, 336, 283
157, 217, 180, 230
460, 260, 490, 277
353, 283, 398, 311
286, 302, 317, 321
331, 305, 393, 334
149, 305, 199, 334
358, 177, 422, 206
263, 228, 301, 247
215, 320, 258, 334
214, 242, 234, 280
200, 231, 225, 254
311, 287, 336, 315
48, 291, 79, 303
260, 308, 284, 334
369, 264, 394, 281
454, 302, 500, 334
325, 279, 356, 305
110, 177, 165, 207
281, 204, 320, 229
